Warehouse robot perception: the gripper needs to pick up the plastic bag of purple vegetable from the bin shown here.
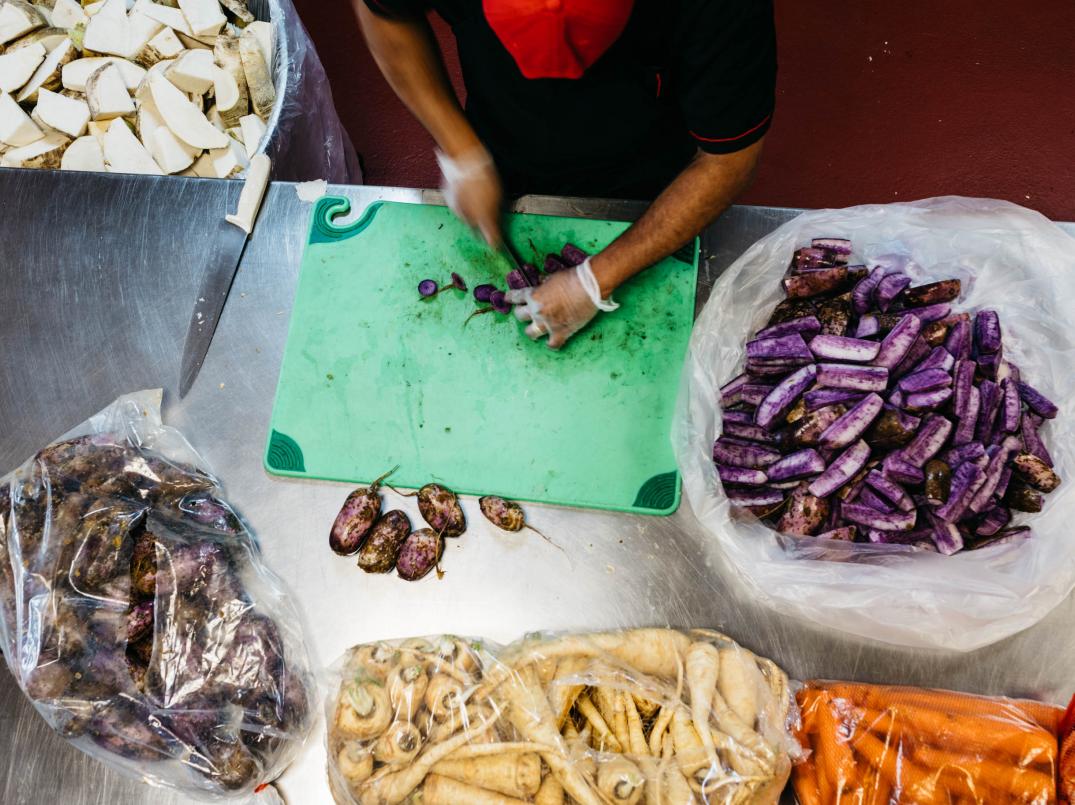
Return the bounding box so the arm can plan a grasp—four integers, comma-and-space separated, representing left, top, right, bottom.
676, 197, 1075, 651
0, 391, 314, 798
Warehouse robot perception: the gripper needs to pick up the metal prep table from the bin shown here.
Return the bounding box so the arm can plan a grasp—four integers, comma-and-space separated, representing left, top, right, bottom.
1, 170, 1073, 805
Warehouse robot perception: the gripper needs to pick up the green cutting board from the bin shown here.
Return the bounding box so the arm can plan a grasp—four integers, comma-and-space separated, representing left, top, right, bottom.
265, 198, 696, 514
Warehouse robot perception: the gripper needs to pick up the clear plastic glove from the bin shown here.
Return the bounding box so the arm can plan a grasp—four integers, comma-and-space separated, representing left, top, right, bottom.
436, 147, 503, 245
505, 258, 619, 349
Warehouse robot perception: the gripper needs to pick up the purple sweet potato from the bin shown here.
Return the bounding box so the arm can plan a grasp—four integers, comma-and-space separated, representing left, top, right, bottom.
755, 364, 818, 429
866, 470, 914, 512
716, 465, 768, 486
808, 335, 880, 362
792, 404, 848, 447
1017, 381, 1058, 419
817, 363, 889, 392
973, 309, 1002, 354
898, 368, 953, 394
783, 267, 849, 299
818, 393, 884, 450
901, 414, 954, 468
777, 481, 830, 535
766, 449, 827, 482
876, 273, 912, 311
712, 438, 781, 469
873, 314, 923, 369
755, 315, 822, 341
1020, 414, 1054, 467
905, 386, 953, 412
1011, 453, 1061, 492
903, 279, 961, 307
883, 453, 925, 485
809, 440, 871, 498
842, 501, 917, 531
953, 385, 980, 446
944, 317, 972, 360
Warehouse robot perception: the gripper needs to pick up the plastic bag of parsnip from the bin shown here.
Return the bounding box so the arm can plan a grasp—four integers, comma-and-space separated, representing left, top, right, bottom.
794, 681, 1066, 804
326, 628, 799, 804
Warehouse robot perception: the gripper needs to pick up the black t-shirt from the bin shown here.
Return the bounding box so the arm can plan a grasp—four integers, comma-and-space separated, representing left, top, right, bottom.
365, 0, 776, 199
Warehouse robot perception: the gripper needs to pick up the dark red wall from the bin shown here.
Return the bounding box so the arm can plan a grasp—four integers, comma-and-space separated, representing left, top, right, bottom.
298, 1, 1075, 220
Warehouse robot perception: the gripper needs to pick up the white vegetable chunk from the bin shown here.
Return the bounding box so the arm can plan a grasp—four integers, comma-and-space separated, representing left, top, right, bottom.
135, 0, 193, 35
225, 151, 269, 232
238, 111, 263, 157
15, 37, 74, 103
238, 28, 272, 118
82, 0, 128, 56
166, 47, 212, 93
60, 133, 104, 170
206, 134, 245, 177
245, 20, 272, 69
189, 148, 213, 176
177, 0, 224, 36
86, 117, 109, 145
85, 62, 134, 119
50, 0, 88, 29
34, 86, 90, 137
32, 4, 53, 27
138, 26, 184, 65
63, 57, 146, 91
1, 131, 68, 167
102, 116, 161, 173
0, 42, 46, 93
122, 10, 162, 59
8, 27, 69, 53
0, 90, 44, 145
0, 2, 47, 47
147, 67, 226, 148
218, 0, 253, 25
147, 123, 195, 172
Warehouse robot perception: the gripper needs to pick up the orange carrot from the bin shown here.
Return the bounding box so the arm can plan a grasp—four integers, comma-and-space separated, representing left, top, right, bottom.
815, 690, 860, 801
793, 762, 823, 805
911, 742, 1056, 802
852, 727, 944, 805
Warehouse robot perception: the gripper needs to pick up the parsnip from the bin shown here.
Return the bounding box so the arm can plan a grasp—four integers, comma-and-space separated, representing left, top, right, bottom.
422, 774, 529, 805
431, 752, 541, 799
685, 641, 722, 773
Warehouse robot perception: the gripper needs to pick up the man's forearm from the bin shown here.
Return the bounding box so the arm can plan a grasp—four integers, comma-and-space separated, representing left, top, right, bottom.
590, 141, 764, 296
353, 3, 482, 159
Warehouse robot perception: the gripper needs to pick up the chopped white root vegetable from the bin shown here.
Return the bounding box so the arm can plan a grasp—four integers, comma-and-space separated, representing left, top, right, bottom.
0, 42, 46, 93
60, 133, 104, 169
0, 2, 47, 47
86, 117, 109, 145
189, 147, 213, 176
218, 0, 253, 25
204, 102, 222, 130
82, 1, 106, 16
245, 19, 272, 70
238, 28, 271, 118
166, 47, 212, 92
134, 85, 163, 140
146, 67, 226, 148
135, 0, 193, 35
225, 151, 269, 232
34, 86, 90, 136
177, 0, 224, 36
85, 61, 134, 119
138, 26, 183, 65
7, 27, 69, 53
63, 57, 146, 91
31, 4, 53, 27
82, 0, 128, 56
206, 134, 244, 177
123, 11, 163, 59
1, 130, 68, 167
16, 37, 74, 102
211, 61, 244, 125
0, 90, 43, 145
147, 123, 195, 172
50, 0, 88, 28
174, 30, 211, 50
102, 116, 161, 173
238, 111, 263, 156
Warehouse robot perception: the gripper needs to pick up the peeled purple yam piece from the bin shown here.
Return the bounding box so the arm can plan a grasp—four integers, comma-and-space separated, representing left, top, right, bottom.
1021, 414, 1054, 467
852, 267, 886, 314
723, 410, 754, 424
914, 347, 955, 374
967, 436, 1022, 514
857, 486, 896, 513
712, 438, 781, 469
842, 501, 917, 531
805, 388, 864, 411
755, 364, 817, 429
747, 333, 813, 362
720, 372, 751, 406
891, 335, 932, 381
953, 359, 975, 416
910, 303, 951, 324
819, 393, 884, 451
723, 421, 778, 444
809, 439, 871, 498
975, 506, 1011, 537
716, 465, 768, 486
953, 385, 980, 446
766, 448, 826, 482
808, 335, 880, 362
873, 314, 923, 369
1000, 379, 1022, 433
899, 368, 952, 394
943, 441, 986, 468
812, 237, 852, 255
1017, 381, 1058, 419
561, 243, 588, 267
906, 386, 953, 412
902, 414, 954, 468
975, 380, 1001, 443
974, 309, 1002, 354
854, 315, 880, 338
934, 459, 986, 522
926, 511, 964, 555
876, 273, 912, 311
725, 486, 784, 507
755, 315, 822, 341
817, 363, 888, 392
741, 384, 776, 406
945, 317, 972, 360
883, 454, 925, 485
866, 470, 914, 512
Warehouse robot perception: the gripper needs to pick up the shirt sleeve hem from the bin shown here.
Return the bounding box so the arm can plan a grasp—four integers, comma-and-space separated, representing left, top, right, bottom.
690, 112, 772, 154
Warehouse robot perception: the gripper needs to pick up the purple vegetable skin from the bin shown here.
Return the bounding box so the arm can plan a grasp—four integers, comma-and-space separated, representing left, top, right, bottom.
725, 486, 784, 507
782, 267, 849, 299
953, 385, 980, 446
1017, 381, 1058, 419
418, 279, 438, 297
876, 273, 911, 311
945, 318, 972, 360
857, 486, 896, 513
926, 511, 964, 554
1000, 379, 1022, 433
852, 267, 885, 314
473, 284, 495, 303
505, 270, 529, 290
777, 481, 830, 535
1021, 414, 1054, 467
396, 529, 442, 581
489, 290, 511, 314
974, 309, 1002, 353
854, 315, 880, 338
747, 333, 813, 362
866, 470, 914, 512
755, 315, 822, 341
898, 368, 952, 394
901, 414, 953, 468
910, 303, 951, 323
883, 454, 924, 485
934, 460, 987, 522
805, 389, 864, 411
905, 387, 953, 412
914, 347, 955, 374
891, 335, 932, 380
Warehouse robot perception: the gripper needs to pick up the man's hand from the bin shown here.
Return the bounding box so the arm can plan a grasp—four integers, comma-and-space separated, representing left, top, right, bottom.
505, 259, 617, 349
436, 147, 503, 246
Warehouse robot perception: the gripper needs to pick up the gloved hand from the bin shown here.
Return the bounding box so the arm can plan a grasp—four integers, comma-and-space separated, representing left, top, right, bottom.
505, 258, 619, 349
436, 147, 503, 246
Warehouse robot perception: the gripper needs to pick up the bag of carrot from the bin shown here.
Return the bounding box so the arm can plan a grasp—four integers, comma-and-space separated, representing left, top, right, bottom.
325, 628, 801, 804
1060, 695, 1075, 803
793, 680, 1067, 804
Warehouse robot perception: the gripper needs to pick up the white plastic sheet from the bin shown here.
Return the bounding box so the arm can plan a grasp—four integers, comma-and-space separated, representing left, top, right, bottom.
676, 197, 1075, 651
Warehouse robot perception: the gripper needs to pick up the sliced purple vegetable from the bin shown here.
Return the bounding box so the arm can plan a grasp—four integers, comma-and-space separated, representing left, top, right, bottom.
942, 441, 985, 468
716, 465, 768, 486
747, 362, 801, 377
866, 528, 931, 545
755, 364, 818, 429
934, 460, 987, 522
543, 254, 567, 274
876, 273, 912, 311
966, 435, 1022, 514
997, 360, 1020, 384
819, 393, 884, 450
973, 309, 1002, 354
909, 303, 951, 324
766, 448, 827, 482
723, 410, 754, 424
891, 335, 932, 381
866, 470, 914, 512
883, 454, 925, 485
805, 388, 864, 411
1011, 453, 1061, 492
842, 501, 916, 531
450, 272, 468, 291
816, 526, 857, 541
712, 438, 781, 469
725, 486, 784, 507
857, 486, 896, 513
1017, 381, 1058, 419
782, 267, 848, 299
418, 279, 438, 297
994, 465, 1013, 499
902, 414, 954, 468
867, 406, 920, 449
520, 263, 541, 286
975, 506, 1011, 537
561, 243, 588, 267
723, 421, 778, 444
854, 315, 880, 339
905, 386, 953, 412
1000, 378, 1022, 433
809, 439, 871, 498
817, 363, 888, 392
489, 290, 511, 314
792, 404, 848, 447
812, 237, 852, 255
808, 335, 880, 362
953, 360, 975, 416
755, 315, 822, 341
505, 269, 529, 290
1020, 414, 1054, 467
741, 384, 775, 406
1006, 481, 1044, 512
972, 526, 1031, 549
777, 481, 830, 535
926, 511, 964, 555
953, 384, 980, 446
898, 368, 952, 394
747, 333, 813, 362
791, 246, 830, 271
873, 314, 923, 369
975, 380, 1001, 443
473, 283, 495, 303
914, 347, 955, 374
852, 267, 886, 315
903, 279, 961, 307
944, 317, 972, 361
977, 349, 1002, 380
720, 372, 751, 406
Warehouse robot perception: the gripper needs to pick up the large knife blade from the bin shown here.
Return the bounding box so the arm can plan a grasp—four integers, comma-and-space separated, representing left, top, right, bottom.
179, 154, 271, 397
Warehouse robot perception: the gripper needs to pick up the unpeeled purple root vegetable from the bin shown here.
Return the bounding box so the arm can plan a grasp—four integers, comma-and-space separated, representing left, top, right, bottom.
396, 528, 442, 581
418, 279, 438, 298
329, 466, 399, 555
713, 237, 1062, 554
419, 274, 468, 299
478, 495, 558, 548
463, 289, 512, 326
474, 284, 496, 303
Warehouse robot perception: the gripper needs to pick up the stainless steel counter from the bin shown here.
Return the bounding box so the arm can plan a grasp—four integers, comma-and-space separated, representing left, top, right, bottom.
1, 171, 1073, 805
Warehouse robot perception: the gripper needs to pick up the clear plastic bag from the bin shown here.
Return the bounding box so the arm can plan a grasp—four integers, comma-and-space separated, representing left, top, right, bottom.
326, 628, 798, 804
254, 0, 361, 183
793, 680, 1065, 804
0, 390, 315, 799
676, 196, 1075, 651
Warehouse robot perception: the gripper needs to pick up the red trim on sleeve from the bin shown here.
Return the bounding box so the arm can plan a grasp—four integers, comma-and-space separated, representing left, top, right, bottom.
690, 113, 771, 144
655, 72, 662, 97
